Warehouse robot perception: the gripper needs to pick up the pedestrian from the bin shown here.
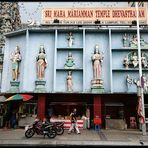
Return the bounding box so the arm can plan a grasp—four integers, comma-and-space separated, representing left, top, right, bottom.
86, 107, 90, 129
94, 115, 102, 132
10, 110, 17, 128
68, 108, 80, 134
47, 106, 53, 122
4, 111, 11, 129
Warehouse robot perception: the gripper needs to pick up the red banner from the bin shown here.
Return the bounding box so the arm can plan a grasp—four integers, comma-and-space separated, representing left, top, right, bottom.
137, 96, 145, 124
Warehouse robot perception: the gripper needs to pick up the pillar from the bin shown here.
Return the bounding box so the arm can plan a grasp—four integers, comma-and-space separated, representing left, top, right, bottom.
37, 94, 46, 120
93, 95, 101, 118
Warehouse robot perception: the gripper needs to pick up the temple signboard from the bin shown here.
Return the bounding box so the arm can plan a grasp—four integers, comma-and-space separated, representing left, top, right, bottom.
42, 7, 147, 23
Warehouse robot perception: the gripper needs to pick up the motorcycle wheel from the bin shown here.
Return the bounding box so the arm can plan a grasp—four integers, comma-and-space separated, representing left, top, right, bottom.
47, 129, 57, 138
56, 127, 64, 135
25, 128, 35, 138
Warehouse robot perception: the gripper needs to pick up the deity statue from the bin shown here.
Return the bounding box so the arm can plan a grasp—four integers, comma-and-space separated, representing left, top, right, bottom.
123, 55, 129, 69
67, 32, 74, 47
126, 74, 133, 91
130, 34, 148, 48
36, 45, 47, 80
140, 36, 145, 47
64, 52, 75, 69
122, 33, 129, 47
10, 46, 22, 81
66, 71, 73, 92
130, 34, 138, 48
133, 74, 148, 94
140, 35, 148, 48
145, 75, 148, 93
92, 44, 103, 80
131, 52, 138, 67
142, 74, 148, 93
141, 53, 147, 68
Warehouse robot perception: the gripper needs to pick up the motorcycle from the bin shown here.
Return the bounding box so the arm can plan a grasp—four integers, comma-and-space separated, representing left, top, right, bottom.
51, 121, 65, 135
25, 119, 57, 138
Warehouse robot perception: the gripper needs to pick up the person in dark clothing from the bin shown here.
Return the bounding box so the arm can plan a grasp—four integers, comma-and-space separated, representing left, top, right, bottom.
68, 108, 80, 134
4, 111, 11, 129
10, 110, 17, 128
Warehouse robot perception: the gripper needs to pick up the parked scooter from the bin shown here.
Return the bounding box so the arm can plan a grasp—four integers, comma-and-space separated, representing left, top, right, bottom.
25, 118, 57, 138
45, 117, 64, 135
50, 121, 65, 135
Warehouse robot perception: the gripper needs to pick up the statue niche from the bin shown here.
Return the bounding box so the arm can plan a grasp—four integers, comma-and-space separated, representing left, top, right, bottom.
123, 51, 148, 68
122, 33, 148, 49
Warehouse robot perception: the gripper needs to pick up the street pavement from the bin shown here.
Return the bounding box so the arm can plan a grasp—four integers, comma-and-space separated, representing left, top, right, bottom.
0, 128, 148, 147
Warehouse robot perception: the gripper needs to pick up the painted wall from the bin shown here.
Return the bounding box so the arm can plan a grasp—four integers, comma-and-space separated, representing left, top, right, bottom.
22, 31, 55, 92
1, 27, 148, 93
85, 31, 110, 92
1, 33, 26, 92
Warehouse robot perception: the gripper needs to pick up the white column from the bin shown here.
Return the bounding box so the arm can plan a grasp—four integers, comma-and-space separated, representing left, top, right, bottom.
136, 2, 146, 136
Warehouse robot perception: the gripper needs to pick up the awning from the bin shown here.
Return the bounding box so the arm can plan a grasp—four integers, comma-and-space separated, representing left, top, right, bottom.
4, 94, 33, 102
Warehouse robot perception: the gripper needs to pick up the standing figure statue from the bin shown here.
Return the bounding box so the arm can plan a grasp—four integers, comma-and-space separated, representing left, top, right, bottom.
130, 34, 138, 48
122, 33, 129, 47
140, 35, 148, 48
10, 46, 22, 81
142, 74, 148, 93
36, 45, 47, 80
141, 53, 147, 68
123, 55, 129, 69
126, 74, 133, 91
92, 45, 103, 80
67, 71, 73, 92
131, 52, 138, 67
67, 32, 74, 47
140, 35, 145, 47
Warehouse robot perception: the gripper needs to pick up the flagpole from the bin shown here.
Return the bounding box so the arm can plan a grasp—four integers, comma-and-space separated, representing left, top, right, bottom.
135, 2, 146, 136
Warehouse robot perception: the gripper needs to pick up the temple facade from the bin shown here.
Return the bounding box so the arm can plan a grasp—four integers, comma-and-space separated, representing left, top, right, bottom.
0, 2, 148, 130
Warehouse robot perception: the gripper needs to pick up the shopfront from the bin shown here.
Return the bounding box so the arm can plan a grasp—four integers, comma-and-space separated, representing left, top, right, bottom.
18, 101, 37, 127
9, 93, 93, 129
104, 102, 126, 129
44, 93, 93, 129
